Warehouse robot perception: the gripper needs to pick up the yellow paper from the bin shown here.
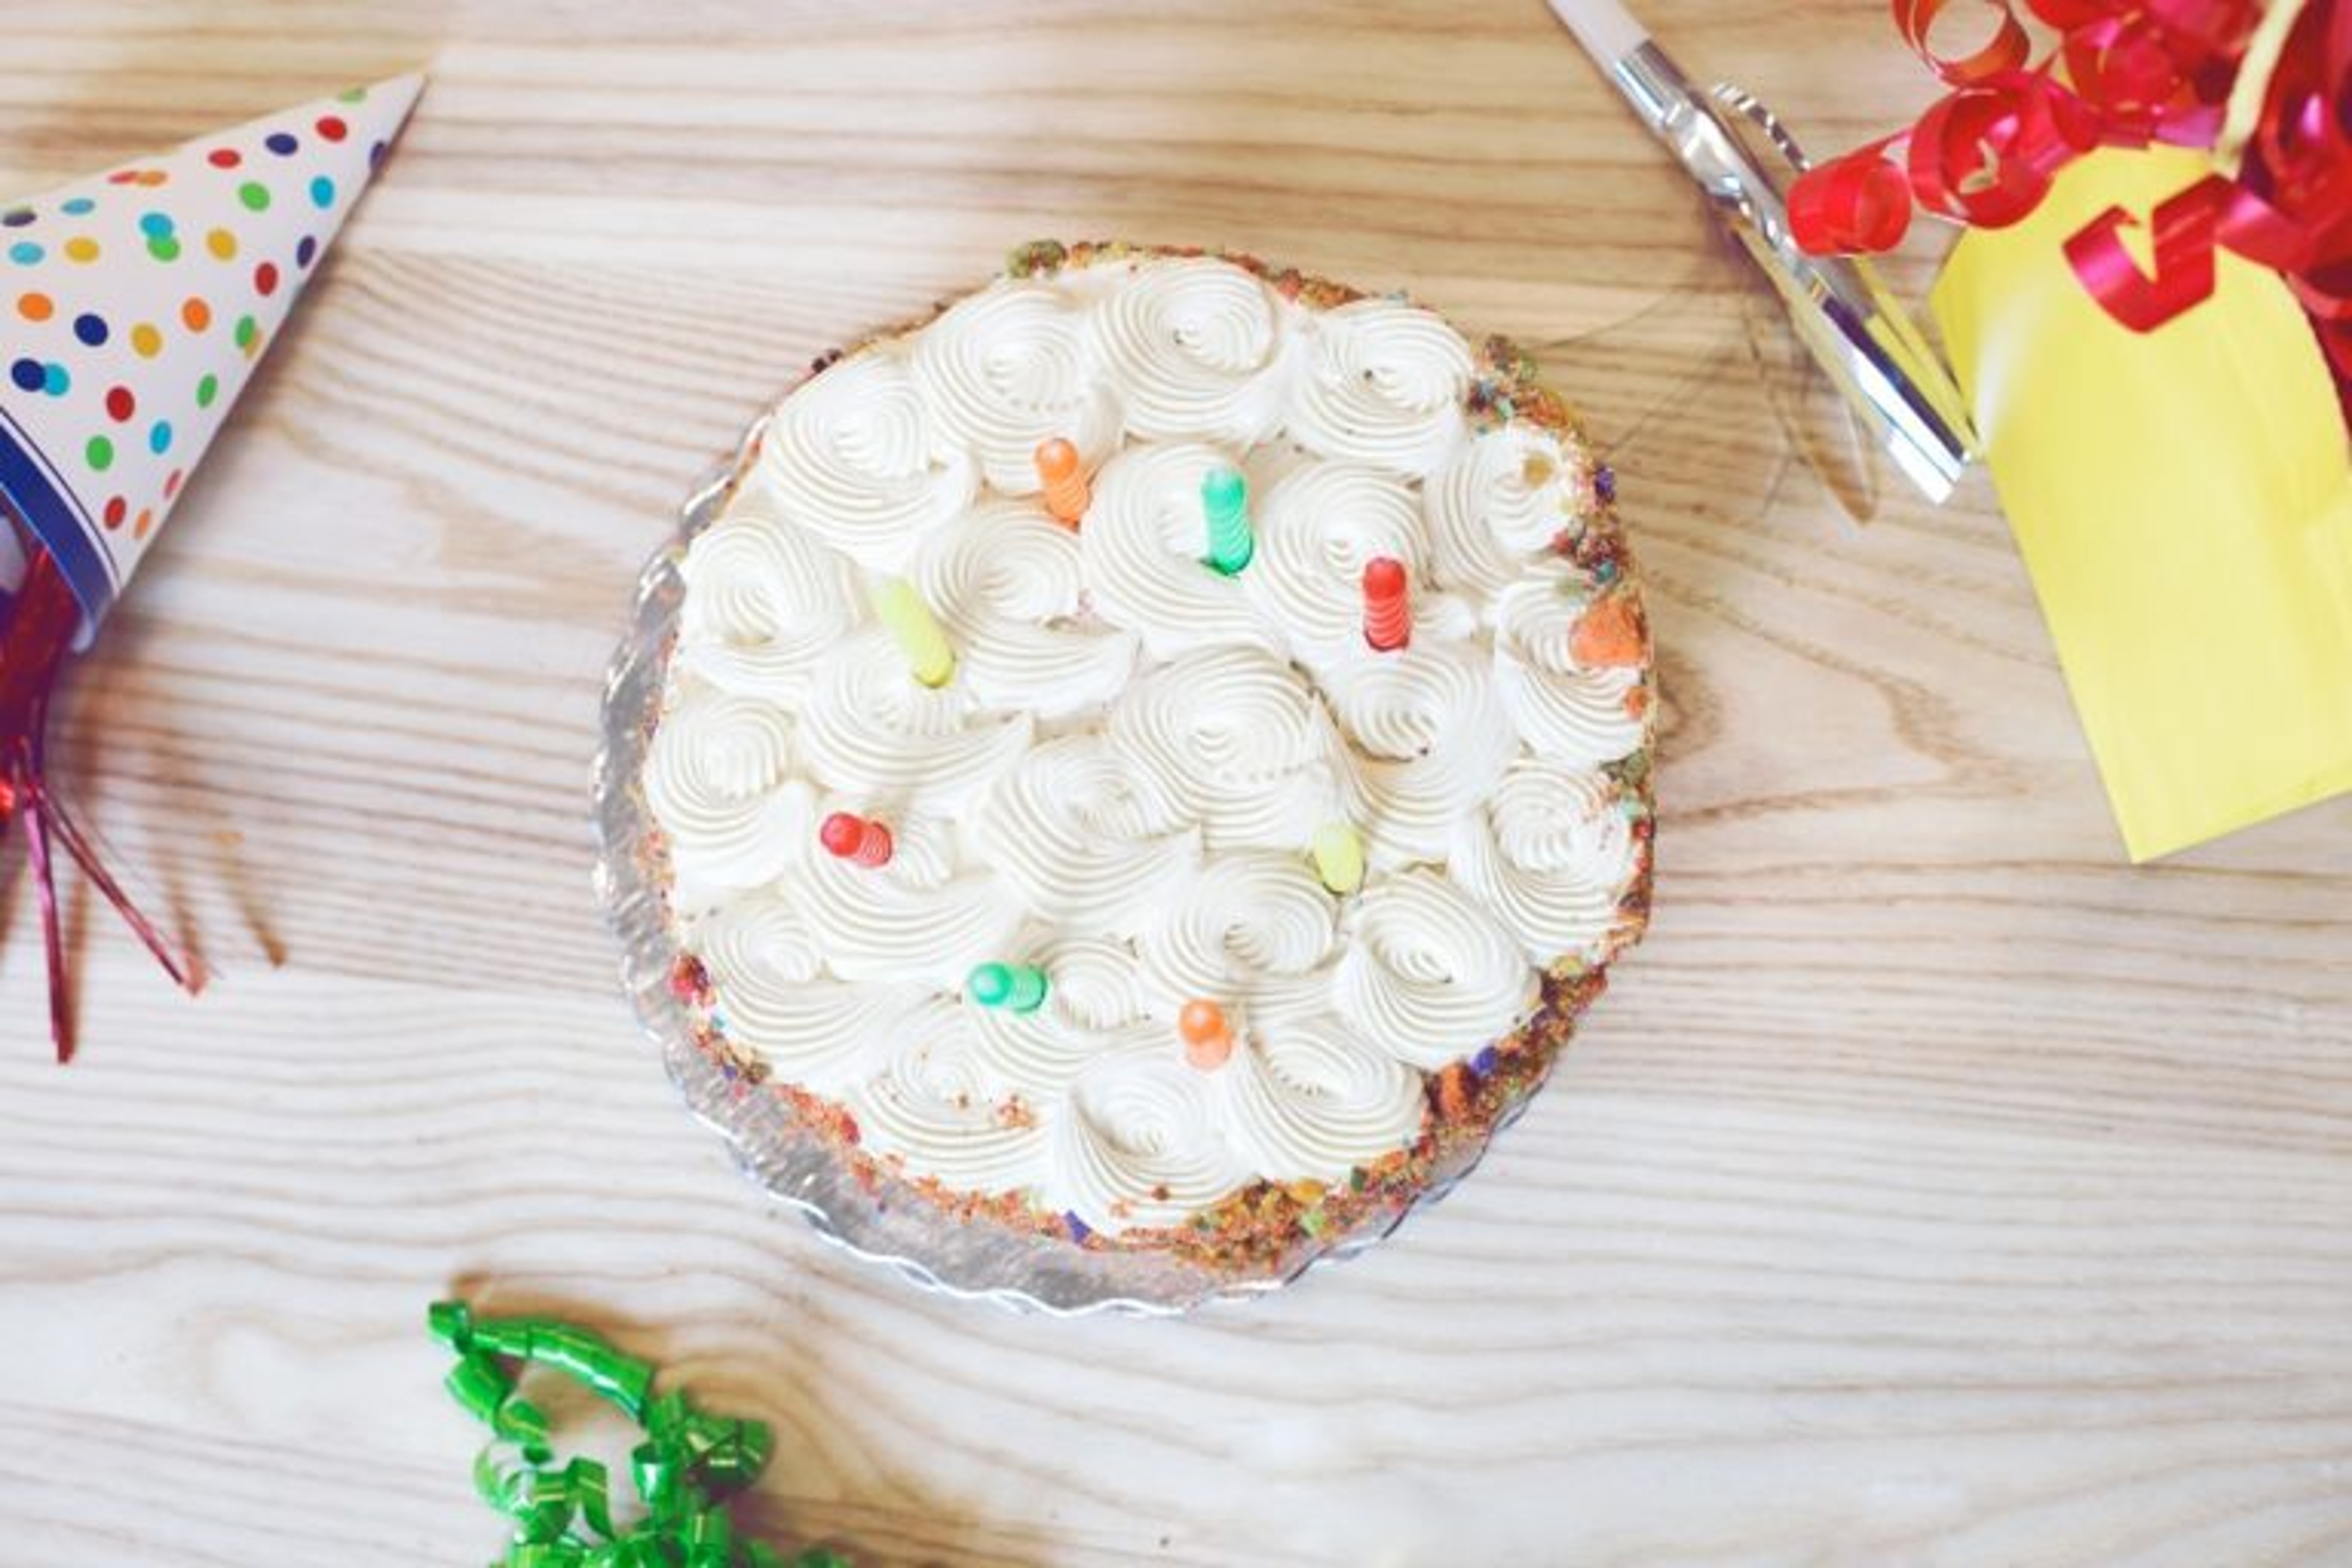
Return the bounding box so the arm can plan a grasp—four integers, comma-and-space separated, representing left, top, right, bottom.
1932, 147, 2352, 860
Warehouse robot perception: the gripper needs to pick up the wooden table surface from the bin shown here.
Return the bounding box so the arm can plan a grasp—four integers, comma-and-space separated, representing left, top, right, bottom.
5, 3, 2350, 1563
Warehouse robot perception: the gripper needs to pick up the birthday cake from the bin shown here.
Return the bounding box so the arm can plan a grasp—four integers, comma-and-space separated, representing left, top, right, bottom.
643, 241, 1654, 1270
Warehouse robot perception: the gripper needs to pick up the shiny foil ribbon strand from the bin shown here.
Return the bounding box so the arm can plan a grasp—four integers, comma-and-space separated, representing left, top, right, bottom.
429, 1298, 847, 1568
0, 539, 203, 1061
1789, 0, 2352, 394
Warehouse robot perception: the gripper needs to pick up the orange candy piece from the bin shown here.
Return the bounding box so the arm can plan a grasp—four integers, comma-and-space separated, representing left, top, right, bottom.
1436, 1062, 1476, 1122
1178, 999, 1234, 1071
1569, 594, 1646, 669
1035, 438, 1090, 527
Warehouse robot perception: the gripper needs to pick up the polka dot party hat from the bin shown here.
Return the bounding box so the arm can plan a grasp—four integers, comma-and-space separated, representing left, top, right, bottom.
0, 73, 423, 635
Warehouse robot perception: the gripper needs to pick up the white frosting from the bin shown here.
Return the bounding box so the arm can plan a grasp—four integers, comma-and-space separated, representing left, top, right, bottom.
1248, 461, 1426, 671
1136, 851, 1339, 1023
1083, 442, 1285, 660
914, 280, 1121, 496
651, 254, 1648, 1234
755, 349, 975, 574
912, 497, 1138, 717
1333, 869, 1540, 1070
1093, 257, 1295, 445
677, 505, 862, 703
1215, 1012, 1428, 1181
1428, 424, 1586, 597
1110, 646, 1352, 854
645, 688, 812, 909
1329, 639, 1518, 865
794, 626, 1033, 811
1450, 760, 1637, 965
1289, 299, 1476, 478
974, 734, 1200, 937
847, 999, 1050, 1192
694, 891, 925, 1094
1493, 558, 1646, 767
1050, 1041, 1249, 1233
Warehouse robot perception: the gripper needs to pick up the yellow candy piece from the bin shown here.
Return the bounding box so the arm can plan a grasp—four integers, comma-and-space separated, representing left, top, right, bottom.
1310, 821, 1364, 895
871, 576, 956, 689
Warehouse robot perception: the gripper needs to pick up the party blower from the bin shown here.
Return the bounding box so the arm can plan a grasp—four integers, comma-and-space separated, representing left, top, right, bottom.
1543, 0, 1978, 503
0, 75, 424, 1060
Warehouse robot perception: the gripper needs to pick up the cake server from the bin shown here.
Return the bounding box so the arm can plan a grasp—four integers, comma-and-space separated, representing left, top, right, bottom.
1542, 0, 1977, 503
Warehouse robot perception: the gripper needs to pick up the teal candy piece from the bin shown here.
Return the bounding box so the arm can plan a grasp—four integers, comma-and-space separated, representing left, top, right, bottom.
967, 961, 1049, 1012
1200, 464, 1253, 575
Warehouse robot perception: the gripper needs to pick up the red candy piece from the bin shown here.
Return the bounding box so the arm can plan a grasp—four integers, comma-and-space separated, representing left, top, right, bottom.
820, 811, 894, 868
1362, 556, 1411, 652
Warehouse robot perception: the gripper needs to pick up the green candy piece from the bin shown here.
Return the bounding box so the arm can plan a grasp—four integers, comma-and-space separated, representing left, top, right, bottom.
967, 961, 1049, 1012
1200, 465, 1253, 575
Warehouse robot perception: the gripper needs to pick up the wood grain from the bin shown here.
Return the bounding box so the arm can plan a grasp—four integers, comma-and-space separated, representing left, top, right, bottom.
2, 3, 2348, 1564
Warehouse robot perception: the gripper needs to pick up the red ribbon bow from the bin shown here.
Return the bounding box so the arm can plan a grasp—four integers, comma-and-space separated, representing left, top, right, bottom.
1792, 0, 2352, 413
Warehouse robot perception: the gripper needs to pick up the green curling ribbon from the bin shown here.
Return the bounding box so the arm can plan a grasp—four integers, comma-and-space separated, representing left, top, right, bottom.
430, 1298, 846, 1568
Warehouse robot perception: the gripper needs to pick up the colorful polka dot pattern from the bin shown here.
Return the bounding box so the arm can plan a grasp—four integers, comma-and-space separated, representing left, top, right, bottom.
0, 73, 420, 625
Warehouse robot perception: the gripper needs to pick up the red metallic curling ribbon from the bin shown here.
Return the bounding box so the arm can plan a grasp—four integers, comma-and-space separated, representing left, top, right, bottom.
1792, 0, 2352, 405
0, 533, 201, 1062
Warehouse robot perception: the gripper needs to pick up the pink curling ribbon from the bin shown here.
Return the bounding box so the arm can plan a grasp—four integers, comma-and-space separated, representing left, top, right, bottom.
0, 538, 202, 1062
1790, 0, 2352, 412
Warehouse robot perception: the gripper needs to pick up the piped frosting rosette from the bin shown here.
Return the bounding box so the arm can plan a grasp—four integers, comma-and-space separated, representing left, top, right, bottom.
1289, 299, 1477, 478
794, 626, 1032, 812
974, 734, 1200, 938
1136, 851, 1340, 1025
1450, 760, 1638, 965
1110, 646, 1356, 854
754, 349, 975, 574
1333, 869, 1539, 1071
1091, 256, 1297, 445
1212, 1012, 1428, 1182
847, 999, 1050, 1193
1427, 423, 1590, 598
1325, 638, 1517, 866
784, 831, 1023, 992
914, 279, 1121, 494
970, 935, 1166, 1097
1493, 558, 1646, 767
676, 504, 864, 704
691, 891, 924, 1095
1050, 1041, 1251, 1234
644, 688, 812, 908
911, 497, 1136, 717
1247, 461, 1430, 671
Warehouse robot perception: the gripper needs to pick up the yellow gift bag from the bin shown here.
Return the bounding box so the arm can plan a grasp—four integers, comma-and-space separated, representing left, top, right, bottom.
1932, 146, 2352, 859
